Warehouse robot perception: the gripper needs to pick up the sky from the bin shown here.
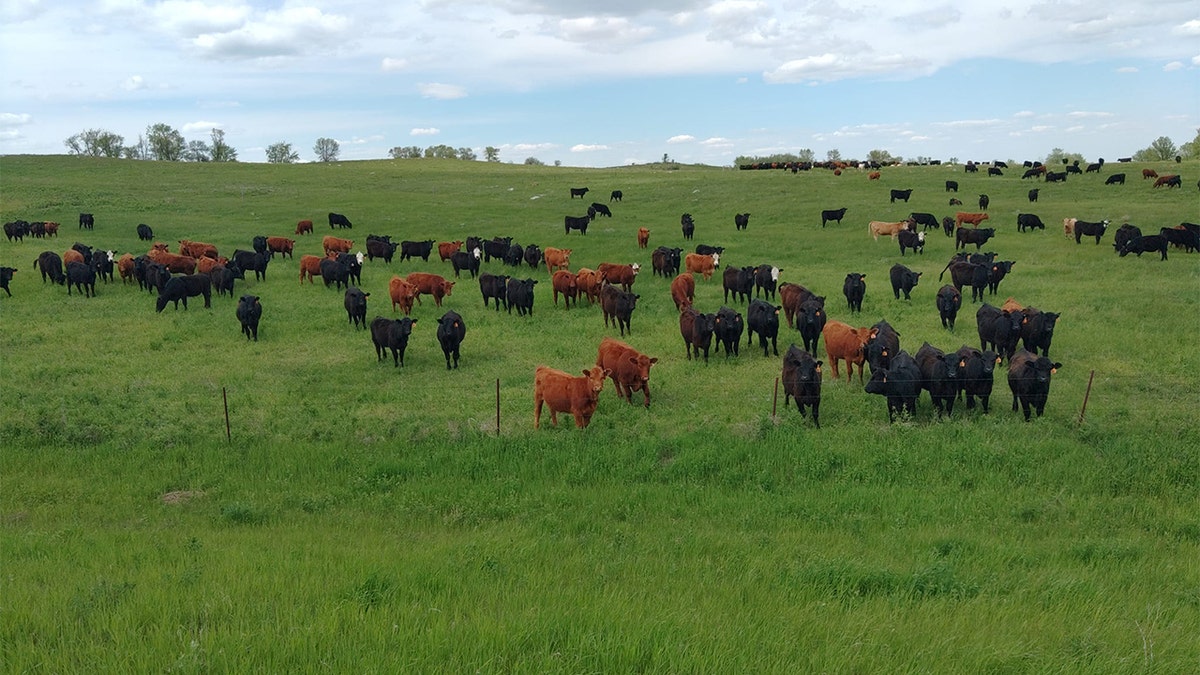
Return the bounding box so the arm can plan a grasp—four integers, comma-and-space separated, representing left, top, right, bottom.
1, 0, 1198, 167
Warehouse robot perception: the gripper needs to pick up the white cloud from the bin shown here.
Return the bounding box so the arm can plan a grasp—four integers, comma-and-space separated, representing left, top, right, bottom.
0, 113, 32, 126
1174, 20, 1200, 36
190, 6, 350, 61
182, 121, 221, 133
411, 127, 440, 136
701, 137, 733, 148
418, 83, 468, 99
381, 58, 408, 72
1066, 111, 1113, 119
571, 144, 609, 152
1163, 61, 1184, 72
122, 75, 146, 91
1116, 66, 1138, 73
667, 135, 695, 143
764, 53, 932, 84
1012, 111, 1035, 118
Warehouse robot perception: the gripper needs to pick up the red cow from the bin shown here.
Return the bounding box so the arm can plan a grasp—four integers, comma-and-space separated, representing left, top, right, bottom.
868, 171, 881, 180
822, 320, 876, 383
551, 270, 578, 307
955, 212, 990, 228
147, 247, 197, 273
195, 255, 229, 275
117, 253, 136, 284
388, 275, 419, 314
295, 219, 314, 235
1142, 168, 1158, 180
596, 337, 658, 408
43, 222, 59, 237
63, 249, 84, 266
684, 252, 720, 280
575, 268, 600, 305
779, 282, 819, 329
406, 272, 455, 307
637, 227, 650, 249
266, 236, 295, 259
670, 272, 695, 310
323, 235, 353, 256
533, 364, 609, 429
597, 262, 640, 292
544, 247, 572, 274
299, 255, 323, 284
1153, 174, 1180, 188
179, 239, 218, 259
438, 241, 464, 261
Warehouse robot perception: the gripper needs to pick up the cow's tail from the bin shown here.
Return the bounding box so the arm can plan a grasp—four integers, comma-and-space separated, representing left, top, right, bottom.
938, 263, 951, 281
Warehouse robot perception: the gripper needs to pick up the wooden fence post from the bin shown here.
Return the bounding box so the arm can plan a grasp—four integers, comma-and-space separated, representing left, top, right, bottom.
1077, 369, 1095, 425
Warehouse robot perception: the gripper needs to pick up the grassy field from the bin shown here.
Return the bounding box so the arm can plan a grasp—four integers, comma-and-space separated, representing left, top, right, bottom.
2, 155, 1198, 671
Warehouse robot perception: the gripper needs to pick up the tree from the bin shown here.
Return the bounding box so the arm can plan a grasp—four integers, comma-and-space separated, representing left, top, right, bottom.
423, 144, 457, 159
867, 149, 897, 165
123, 135, 148, 160
1179, 128, 1200, 159
457, 147, 477, 161
1133, 136, 1177, 162
1044, 147, 1085, 166
313, 137, 340, 162
209, 128, 237, 162
266, 142, 299, 164
64, 128, 125, 158
484, 146, 500, 162
523, 157, 545, 166
146, 123, 185, 161
388, 146, 422, 159
797, 148, 815, 163
184, 140, 211, 162
826, 149, 841, 162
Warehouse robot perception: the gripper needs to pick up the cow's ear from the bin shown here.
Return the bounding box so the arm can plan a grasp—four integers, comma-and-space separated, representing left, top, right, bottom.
627, 356, 638, 366
995, 356, 1002, 364
1052, 363, 1062, 371
649, 358, 659, 364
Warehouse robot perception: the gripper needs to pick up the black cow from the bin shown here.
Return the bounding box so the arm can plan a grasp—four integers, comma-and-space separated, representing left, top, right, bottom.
144, 262, 172, 293
754, 264, 782, 300
956, 346, 999, 413
890, 263, 921, 300
231, 249, 269, 281
897, 230, 925, 256
842, 272, 865, 312
1105, 173, 1125, 185
479, 273, 509, 310
137, 224, 154, 241
1021, 168, 1042, 179
956, 227, 996, 251
734, 213, 750, 230
679, 306, 715, 362
987, 167, 1002, 177
1112, 224, 1142, 253
79, 213, 94, 230
1017, 213, 1045, 232
0, 266, 15, 296
65, 261, 96, 297
505, 278, 537, 316
319, 257, 350, 290
681, 213, 695, 240
722, 266, 755, 304
1028, 188, 1039, 202
976, 303, 1022, 361
483, 237, 512, 263
344, 287, 370, 329
909, 212, 939, 231
366, 238, 399, 263
747, 299, 782, 357
436, 310, 467, 369
336, 252, 362, 286
589, 203, 613, 217
864, 349, 921, 422
370, 316, 417, 367
400, 239, 435, 262
945, 180, 958, 192
564, 214, 591, 235
5, 220, 30, 242
450, 247, 482, 278
978, 194, 990, 210
964, 162, 978, 173
936, 285, 962, 330
569, 187, 589, 199
942, 216, 956, 237
35, 251, 65, 285
328, 212, 352, 229
252, 235, 269, 256
651, 247, 682, 277
523, 244, 542, 269
915, 342, 961, 416
795, 298, 825, 355
155, 274, 211, 311
821, 207, 847, 228
1018, 308, 1059, 357
781, 344, 822, 427
610, 190, 623, 202
1159, 227, 1199, 253
1008, 349, 1062, 421
1074, 219, 1110, 244
942, 261, 988, 302
1045, 171, 1067, 183
236, 295, 262, 341
695, 244, 725, 256
600, 284, 638, 337
713, 306, 744, 358
503, 243, 525, 267
890, 188, 913, 203
91, 250, 115, 284
1065, 164, 1082, 175
987, 261, 1015, 295
71, 242, 94, 265
1085, 162, 1102, 173
865, 320, 900, 374
1119, 235, 1169, 261
210, 265, 236, 297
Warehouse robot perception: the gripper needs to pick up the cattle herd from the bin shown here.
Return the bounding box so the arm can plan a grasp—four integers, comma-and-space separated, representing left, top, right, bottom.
3, 164, 1197, 430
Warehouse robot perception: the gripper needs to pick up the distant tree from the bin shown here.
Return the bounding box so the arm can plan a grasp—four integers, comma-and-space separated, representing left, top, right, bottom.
797, 148, 815, 163
1044, 147, 1085, 165
266, 142, 299, 164
457, 147, 477, 161
64, 128, 125, 158
184, 140, 211, 162
867, 149, 898, 165
209, 128, 237, 162
123, 135, 148, 160
313, 137, 340, 162
146, 123, 185, 161
948, 156, 959, 165
1133, 136, 1177, 162
826, 149, 841, 162
524, 157, 545, 166
423, 144, 457, 159
388, 146, 422, 159
554, 160, 562, 167
1180, 128, 1200, 159
484, 146, 500, 162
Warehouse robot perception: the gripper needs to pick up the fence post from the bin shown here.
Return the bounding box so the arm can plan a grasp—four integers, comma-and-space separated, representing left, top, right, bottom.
223, 387, 231, 442
1077, 369, 1095, 425
772, 377, 779, 420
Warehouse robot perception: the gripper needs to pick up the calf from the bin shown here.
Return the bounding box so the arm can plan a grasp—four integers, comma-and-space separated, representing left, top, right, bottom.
479, 273, 509, 310
370, 316, 417, 367
596, 337, 658, 407
590, 202, 613, 217
842, 273, 866, 312
533, 364, 608, 429
1142, 168, 1158, 180
1008, 349, 1062, 421
956, 346, 999, 413
915, 342, 961, 416
506, 277, 538, 316
754, 264, 782, 300
1016, 213, 1044, 232
821, 207, 847, 227
328, 212, 352, 229
600, 284, 639, 337
864, 350, 921, 422
551, 270, 578, 307
637, 227, 650, 249
909, 212, 939, 231
723, 265, 756, 304
713, 306, 744, 358
1119, 235, 1169, 261
821, 320, 872, 382
344, 287, 370, 329
936, 285, 962, 330
388, 275, 418, 315
889, 264, 921, 300
897, 230, 925, 255
1074, 219, 1110, 244
1062, 217, 1077, 239
155, 274, 211, 311
236, 295, 262, 341
295, 219, 314, 235
734, 213, 750, 230
137, 224, 154, 241
436, 310, 466, 369
747, 299, 782, 357
79, 213, 94, 230
679, 306, 716, 362
781, 345, 822, 427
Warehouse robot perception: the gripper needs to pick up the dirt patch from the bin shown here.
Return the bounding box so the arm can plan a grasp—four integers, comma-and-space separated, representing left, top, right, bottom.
161, 490, 206, 505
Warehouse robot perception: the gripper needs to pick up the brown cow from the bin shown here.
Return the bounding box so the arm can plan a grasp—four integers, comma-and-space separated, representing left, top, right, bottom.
868, 171, 881, 180
179, 239, 218, 259
195, 255, 229, 275
596, 337, 658, 408
779, 282, 819, 329
406, 272, 455, 307
869, 220, 910, 240
533, 364, 609, 429
1062, 217, 1077, 239
388, 275, 419, 314
147, 247, 197, 273
295, 219, 314, 235
266, 236, 295, 259
438, 241, 464, 261
323, 235, 353, 256
551, 270, 578, 307
1142, 168, 1158, 180
299, 255, 323, 284
637, 227, 650, 249
117, 253, 136, 284
1001, 297, 1024, 313
822, 320, 875, 383
597, 262, 640, 292
544, 247, 572, 274
43, 222, 59, 237
1153, 174, 1179, 188
63, 249, 84, 266
955, 212, 990, 228
684, 252, 720, 280
670, 272, 695, 310
575, 268, 600, 305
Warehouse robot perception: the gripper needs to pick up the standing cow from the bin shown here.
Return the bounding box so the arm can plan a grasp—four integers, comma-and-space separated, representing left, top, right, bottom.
436, 310, 467, 369
781, 344, 822, 427
596, 337, 658, 408
1008, 349, 1062, 421
533, 365, 608, 429
236, 295, 262, 341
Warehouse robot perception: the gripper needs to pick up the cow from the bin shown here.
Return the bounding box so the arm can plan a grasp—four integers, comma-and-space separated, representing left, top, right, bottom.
679, 306, 716, 362
503, 243, 525, 267
65, 261, 97, 297
1062, 217, 1077, 239
987, 167, 1002, 177
821, 320, 872, 383
890, 264, 921, 300
955, 212, 990, 228
864, 349, 922, 422
734, 213, 750, 230
265, 236, 295, 260
406, 272, 455, 307
723, 265, 756, 304
235, 295, 261, 341
252, 236, 269, 257
596, 337, 658, 407
936, 285, 962, 330
155, 274, 211, 311
437, 240, 464, 262
295, 219, 314, 235
505, 278, 538, 316
981, 260, 1013, 296
575, 268, 602, 305
754, 265, 782, 300
344, 287, 370, 329
868, 220, 909, 240
865, 320, 900, 374
1008, 349, 1062, 421
1074, 219, 1110, 244
1085, 162, 1102, 173
1159, 226, 1198, 253
79, 213, 94, 230
964, 162, 978, 173
1105, 173, 1126, 185
890, 188, 913, 203
949, 198, 963, 206
713, 306, 744, 358
842, 273, 866, 313
915, 342, 961, 416
695, 244, 725, 257
868, 171, 881, 180
1028, 188, 1039, 203
1021, 168, 1042, 180
569, 187, 589, 199
944, 180, 959, 192
1153, 174, 1181, 188
976, 303, 1023, 361
781, 345, 822, 427
610, 190, 623, 202
90, 250, 115, 284
651, 247, 681, 277
779, 283, 819, 329
366, 237, 399, 264
909, 212, 940, 232
323, 236, 354, 256
942, 216, 956, 237
589, 202, 613, 218
795, 298, 825, 355
319, 257, 350, 290
533, 365, 608, 429
956, 346, 999, 413
1142, 168, 1158, 180
436, 311, 467, 370
0, 266, 15, 296
143, 261, 171, 294
210, 265, 236, 298
328, 212, 352, 229
479, 273, 509, 310
747, 299, 782, 357
1066, 164, 1082, 175
898, 230, 925, 256
600, 284, 638, 337
135, 224, 154, 241
684, 252, 720, 280
1017, 307, 1060, 357
388, 275, 419, 315
821, 207, 847, 228
179, 239, 219, 260
63, 249, 85, 267
597, 262, 640, 292
670, 273, 695, 310
450, 247, 482, 278
1045, 171, 1067, 183
637, 227, 650, 249
543, 247, 571, 274
942, 260, 986, 302
399, 239, 435, 262
550, 270, 579, 308
298, 254, 324, 284
370, 316, 417, 368
4, 220, 30, 242
1016, 213, 1045, 233
1111, 224, 1142, 254
117, 253, 137, 285
956, 227, 996, 251
680, 213, 695, 240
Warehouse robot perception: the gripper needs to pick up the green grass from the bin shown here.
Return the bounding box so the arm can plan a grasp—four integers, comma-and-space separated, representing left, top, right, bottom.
1, 155, 1198, 671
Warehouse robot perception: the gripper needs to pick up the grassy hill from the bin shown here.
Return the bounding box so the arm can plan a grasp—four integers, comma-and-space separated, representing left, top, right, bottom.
1, 155, 1198, 671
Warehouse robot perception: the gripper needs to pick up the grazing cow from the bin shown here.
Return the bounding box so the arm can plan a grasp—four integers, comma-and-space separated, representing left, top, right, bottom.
65, 261, 97, 297
597, 262, 640, 292
898, 230, 925, 255
596, 337, 658, 407
754, 264, 782, 300
1016, 213, 1045, 233
1045, 171, 1067, 183
4, 220, 30, 242
328, 212, 352, 229
909, 212, 940, 231
370, 316, 417, 368
869, 220, 910, 240
235, 295, 262, 341
1112, 224, 1142, 253
679, 306, 716, 362
505, 277, 538, 316
684, 252, 720, 280
136, 224, 154, 241
1073, 219, 1110, 244
734, 213, 750, 230
147, 248, 198, 274
295, 219, 314, 235
890, 188, 913, 203
551, 270, 578, 308
575, 268, 602, 305
781, 345, 822, 427
1008, 349, 1062, 421
936, 285, 962, 330
987, 167, 1002, 177
388, 275, 418, 315
299, 255, 323, 284
265, 236, 295, 260
779, 283, 819, 329
1105, 173, 1126, 185
865, 320, 900, 374
610, 190, 623, 202
406, 272, 455, 307
955, 212, 990, 228
670, 273, 695, 310
323, 235, 354, 256
0, 266, 15, 296
1142, 168, 1158, 180
600, 284, 638, 337
956, 346, 1000, 413
1159, 226, 1198, 253
1028, 188, 1039, 203
543, 247, 571, 274
713, 306, 744, 358
868, 171, 881, 180
915, 342, 962, 416
1021, 168, 1042, 180
890, 264, 922, 300
437, 240, 464, 262
1085, 162, 1101, 173
822, 320, 873, 383
344, 287, 370, 329
976, 303, 1023, 361
965, 162, 978, 173
533, 365, 608, 429
747, 299, 782, 357
723, 265, 756, 304
569, 187, 589, 199
79, 213, 94, 230
1065, 164, 1082, 175
1062, 217, 1077, 239
680, 213, 695, 240
436, 311, 467, 370
651, 246, 682, 277
864, 350, 922, 422
589, 202, 613, 218
209, 265, 236, 297
1153, 174, 1181, 188
319, 257, 350, 290
694, 244, 725, 256
945, 180, 958, 192
450, 247, 482, 278
949, 198, 963, 206
155, 274, 211, 311
399, 239, 435, 262
842, 273, 866, 313
956, 227, 996, 251
479, 273, 509, 310
637, 227, 650, 249
821, 207, 848, 228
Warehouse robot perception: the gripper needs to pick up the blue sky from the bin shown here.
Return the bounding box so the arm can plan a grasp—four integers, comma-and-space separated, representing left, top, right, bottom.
1, 0, 1197, 167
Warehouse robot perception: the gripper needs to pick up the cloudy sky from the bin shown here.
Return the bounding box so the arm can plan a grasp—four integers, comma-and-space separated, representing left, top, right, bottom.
1, 0, 1198, 167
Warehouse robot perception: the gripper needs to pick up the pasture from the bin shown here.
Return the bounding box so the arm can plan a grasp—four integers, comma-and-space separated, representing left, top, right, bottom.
2, 155, 1198, 671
